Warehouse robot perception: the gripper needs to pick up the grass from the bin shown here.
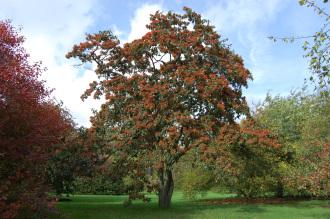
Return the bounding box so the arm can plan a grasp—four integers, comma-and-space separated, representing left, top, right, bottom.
51, 192, 330, 219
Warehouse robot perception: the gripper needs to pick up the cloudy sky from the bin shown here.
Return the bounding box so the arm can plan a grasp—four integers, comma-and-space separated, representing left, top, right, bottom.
0, 0, 326, 126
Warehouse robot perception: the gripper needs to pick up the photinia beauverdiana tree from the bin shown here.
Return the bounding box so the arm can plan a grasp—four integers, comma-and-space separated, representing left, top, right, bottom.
67, 7, 251, 208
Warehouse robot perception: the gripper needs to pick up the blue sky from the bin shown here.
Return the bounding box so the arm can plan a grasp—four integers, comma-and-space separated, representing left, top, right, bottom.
1, 0, 327, 126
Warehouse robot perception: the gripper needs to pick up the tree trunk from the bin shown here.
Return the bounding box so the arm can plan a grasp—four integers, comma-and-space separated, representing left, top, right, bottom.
275, 181, 284, 198
158, 169, 174, 208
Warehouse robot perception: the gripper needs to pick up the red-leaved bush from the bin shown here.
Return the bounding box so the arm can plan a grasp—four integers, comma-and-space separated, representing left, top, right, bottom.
0, 21, 71, 219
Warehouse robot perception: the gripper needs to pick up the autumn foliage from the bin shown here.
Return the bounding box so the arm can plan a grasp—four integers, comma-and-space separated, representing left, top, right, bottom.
67, 8, 252, 208
201, 119, 281, 197
0, 21, 71, 218
0, 4, 328, 217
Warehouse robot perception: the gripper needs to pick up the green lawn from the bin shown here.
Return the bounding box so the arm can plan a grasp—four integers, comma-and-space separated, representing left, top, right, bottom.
51, 192, 330, 219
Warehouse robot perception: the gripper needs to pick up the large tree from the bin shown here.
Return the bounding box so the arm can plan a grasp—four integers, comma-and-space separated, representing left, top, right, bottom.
67, 8, 251, 208
0, 21, 71, 218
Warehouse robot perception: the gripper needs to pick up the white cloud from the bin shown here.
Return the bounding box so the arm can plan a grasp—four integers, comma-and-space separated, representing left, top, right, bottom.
206, 0, 284, 33
112, 25, 124, 38
0, 1, 165, 126
0, 0, 101, 127
127, 3, 163, 42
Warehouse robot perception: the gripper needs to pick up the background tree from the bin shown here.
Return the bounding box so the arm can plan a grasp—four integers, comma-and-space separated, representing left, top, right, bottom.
267, 0, 330, 197
47, 127, 96, 198
0, 21, 72, 219
173, 150, 214, 200
254, 89, 330, 197
202, 120, 281, 198
67, 7, 251, 208
59, 126, 132, 197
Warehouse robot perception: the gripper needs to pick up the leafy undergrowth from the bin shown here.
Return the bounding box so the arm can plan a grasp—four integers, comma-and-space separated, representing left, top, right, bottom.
50, 192, 330, 219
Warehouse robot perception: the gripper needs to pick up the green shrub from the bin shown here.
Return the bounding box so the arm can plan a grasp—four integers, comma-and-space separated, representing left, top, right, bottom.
180, 166, 213, 200
74, 175, 128, 195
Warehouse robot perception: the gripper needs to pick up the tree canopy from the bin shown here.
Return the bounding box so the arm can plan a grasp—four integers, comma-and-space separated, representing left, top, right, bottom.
67, 7, 252, 208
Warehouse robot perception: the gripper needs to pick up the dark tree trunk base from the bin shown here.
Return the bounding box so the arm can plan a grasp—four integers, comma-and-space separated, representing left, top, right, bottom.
158, 169, 174, 208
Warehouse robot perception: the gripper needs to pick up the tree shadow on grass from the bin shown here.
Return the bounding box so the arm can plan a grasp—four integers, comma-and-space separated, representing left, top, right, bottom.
56, 200, 269, 219
51, 195, 330, 219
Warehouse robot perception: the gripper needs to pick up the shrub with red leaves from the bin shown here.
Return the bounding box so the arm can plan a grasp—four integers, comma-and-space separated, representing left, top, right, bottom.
0, 21, 71, 219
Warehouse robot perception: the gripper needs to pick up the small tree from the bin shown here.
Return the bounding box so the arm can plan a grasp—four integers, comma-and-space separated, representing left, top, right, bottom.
67, 8, 251, 208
